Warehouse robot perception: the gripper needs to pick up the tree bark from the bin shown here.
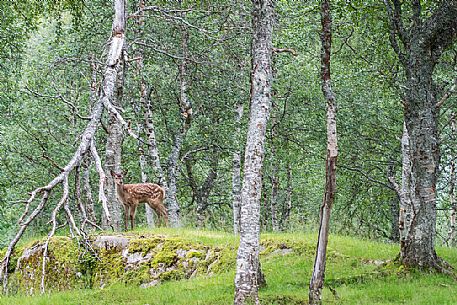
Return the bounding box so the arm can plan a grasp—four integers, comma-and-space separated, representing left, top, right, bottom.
447, 113, 456, 246
233, 101, 244, 234
269, 162, 279, 231
103, 53, 125, 231
309, 0, 337, 303
383, 0, 457, 270
234, 0, 274, 304
281, 162, 292, 230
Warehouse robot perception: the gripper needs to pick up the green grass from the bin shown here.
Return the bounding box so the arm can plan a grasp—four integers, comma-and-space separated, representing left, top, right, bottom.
2, 229, 457, 305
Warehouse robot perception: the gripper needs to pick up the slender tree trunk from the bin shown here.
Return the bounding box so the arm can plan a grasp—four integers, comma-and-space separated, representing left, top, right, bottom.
281, 162, 292, 230
233, 102, 244, 234
387, 162, 400, 242
135, 0, 155, 228
447, 113, 456, 246
142, 77, 166, 227
138, 141, 155, 227
309, 0, 337, 303
234, 0, 274, 304
103, 57, 125, 231
197, 156, 219, 228
185, 151, 219, 228
81, 156, 97, 229
166, 21, 193, 227
270, 165, 279, 232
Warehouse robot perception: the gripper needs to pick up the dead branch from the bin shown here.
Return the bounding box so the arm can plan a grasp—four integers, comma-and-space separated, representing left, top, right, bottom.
273, 47, 298, 56
1, 191, 50, 292
40, 175, 69, 294
90, 138, 110, 221
436, 79, 457, 108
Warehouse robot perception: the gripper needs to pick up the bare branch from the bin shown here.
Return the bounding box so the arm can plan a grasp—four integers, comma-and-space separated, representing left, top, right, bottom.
436, 79, 457, 109
382, 0, 407, 66
1, 191, 50, 292
273, 47, 298, 56
90, 138, 111, 223
40, 175, 69, 294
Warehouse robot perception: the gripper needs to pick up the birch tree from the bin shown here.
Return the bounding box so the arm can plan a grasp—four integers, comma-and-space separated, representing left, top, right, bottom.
383, 0, 457, 270
234, 0, 274, 303
309, 0, 338, 303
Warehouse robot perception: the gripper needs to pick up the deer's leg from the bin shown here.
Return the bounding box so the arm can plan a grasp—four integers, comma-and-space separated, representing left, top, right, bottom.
130, 203, 138, 230
151, 200, 168, 227
124, 204, 129, 231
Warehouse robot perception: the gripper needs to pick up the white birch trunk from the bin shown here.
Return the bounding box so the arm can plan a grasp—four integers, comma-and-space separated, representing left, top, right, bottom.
233, 102, 244, 234
234, 0, 274, 303
447, 113, 456, 246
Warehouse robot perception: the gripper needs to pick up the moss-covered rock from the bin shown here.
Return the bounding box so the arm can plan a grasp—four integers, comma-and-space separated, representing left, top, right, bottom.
4, 232, 297, 295
9, 236, 83, 294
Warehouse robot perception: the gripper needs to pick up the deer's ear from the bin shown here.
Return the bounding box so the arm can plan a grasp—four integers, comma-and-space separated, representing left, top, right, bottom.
123, 169, 128, 177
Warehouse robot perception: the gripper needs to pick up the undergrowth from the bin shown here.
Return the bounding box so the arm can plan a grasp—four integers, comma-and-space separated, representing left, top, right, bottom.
1, 229, 457, 305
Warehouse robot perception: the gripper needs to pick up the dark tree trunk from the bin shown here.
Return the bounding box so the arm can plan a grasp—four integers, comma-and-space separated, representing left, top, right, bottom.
234, 0, 274, 304
269, 113, 279, 232
383, 0, 457, 270
387, 162, 400, 242
383, 0, 457, 269
185, 151, 219, 228
309, 0, 338, 303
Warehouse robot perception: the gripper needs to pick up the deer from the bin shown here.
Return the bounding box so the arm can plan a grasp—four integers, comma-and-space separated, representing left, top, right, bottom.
110, 171, 168, 230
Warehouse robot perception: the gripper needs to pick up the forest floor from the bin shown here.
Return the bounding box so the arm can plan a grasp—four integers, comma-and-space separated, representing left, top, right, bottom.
1, 228, 457, 304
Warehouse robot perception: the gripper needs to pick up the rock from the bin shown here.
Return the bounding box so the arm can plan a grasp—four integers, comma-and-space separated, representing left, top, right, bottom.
176, 249, 187, 258
93, 236, 129, 251
140, 280, 160, 288
271, 248, 293, 256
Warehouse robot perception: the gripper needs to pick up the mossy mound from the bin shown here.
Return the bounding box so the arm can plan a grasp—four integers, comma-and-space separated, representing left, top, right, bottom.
6, 232, 297, 295
9, 236, 84, 295
6, 233, 239, 294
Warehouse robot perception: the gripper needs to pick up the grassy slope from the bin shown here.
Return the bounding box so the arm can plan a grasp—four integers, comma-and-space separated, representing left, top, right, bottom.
1, 228, 457, 305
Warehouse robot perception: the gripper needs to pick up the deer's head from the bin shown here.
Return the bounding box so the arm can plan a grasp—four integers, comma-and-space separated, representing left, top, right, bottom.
110, 170, 127, 185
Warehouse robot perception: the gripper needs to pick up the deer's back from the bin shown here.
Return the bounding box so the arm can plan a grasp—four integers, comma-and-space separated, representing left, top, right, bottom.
123, 183, 165, 203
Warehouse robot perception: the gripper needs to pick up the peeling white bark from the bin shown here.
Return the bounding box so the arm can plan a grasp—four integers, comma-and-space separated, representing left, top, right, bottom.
234, 0, 274, 304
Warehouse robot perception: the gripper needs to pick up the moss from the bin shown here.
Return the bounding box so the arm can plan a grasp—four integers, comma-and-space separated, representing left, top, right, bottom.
10, 236, 83, 293
128, 236, 162, 254
93, 247, 125, 287
186, 249, 205, 259
204, 246, 237, 274
151, 251, 177, 267
5, 231, 270, 294
121, 264, 151, 286
159, 269, 185, 281
45, 237, 82, 291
